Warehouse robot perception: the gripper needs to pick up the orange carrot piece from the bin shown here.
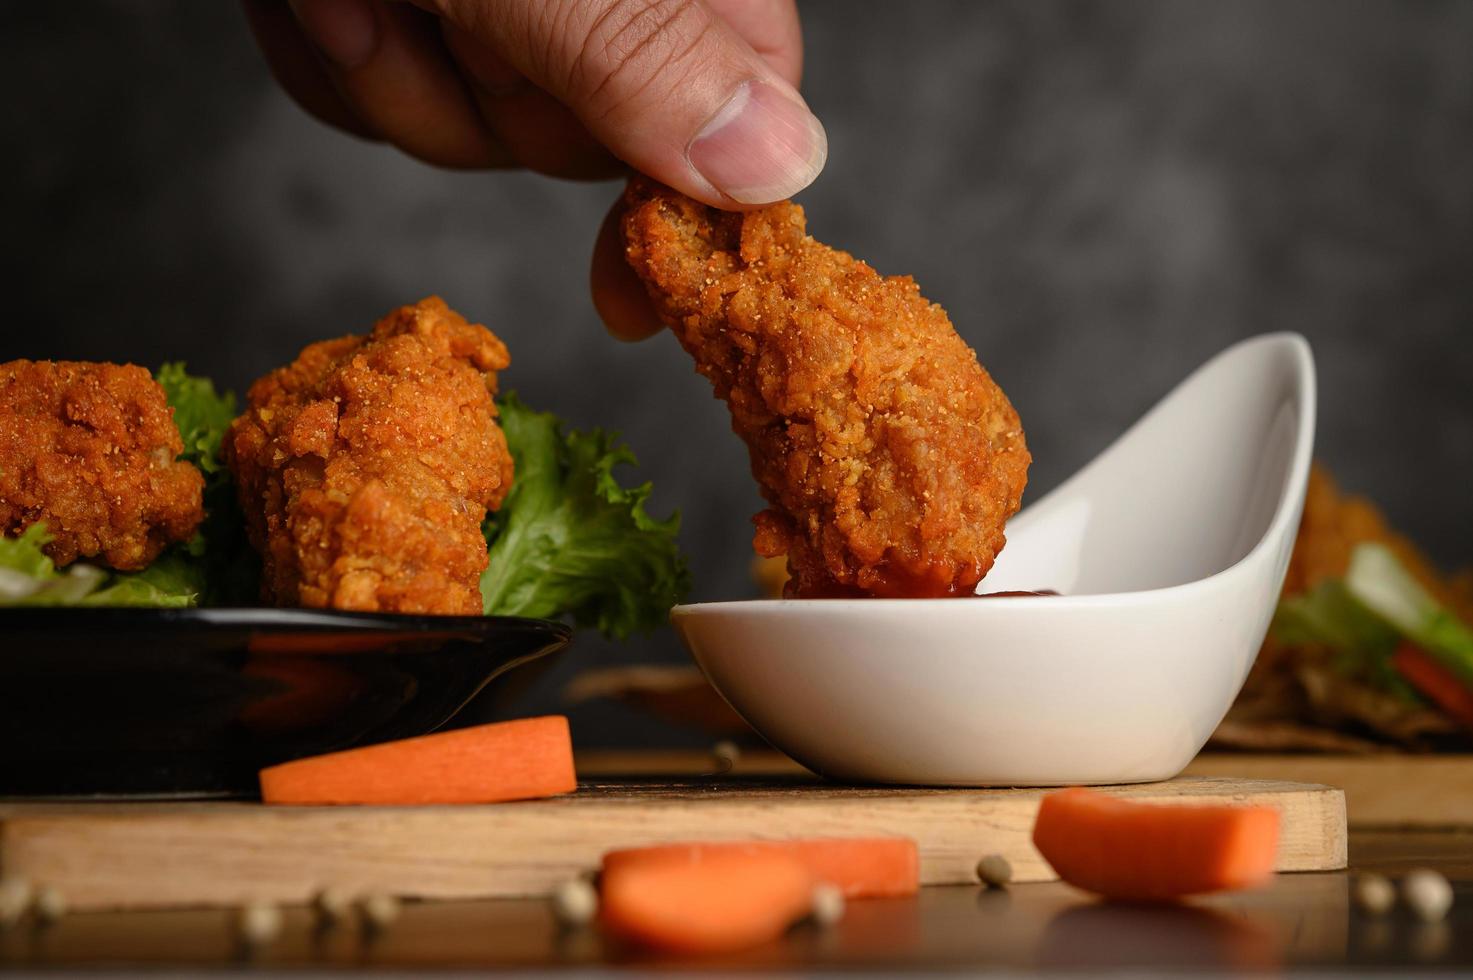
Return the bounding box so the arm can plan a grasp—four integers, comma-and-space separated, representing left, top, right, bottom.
600, 851, 814, 954
1032, 787, 1280, 901
1393, 643, 1473, 730
602, 838, 919, 898
259, 715, 576, 805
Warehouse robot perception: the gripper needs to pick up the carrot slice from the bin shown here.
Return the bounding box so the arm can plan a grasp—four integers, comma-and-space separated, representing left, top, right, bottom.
259, 715, 576, 805
1032, 788, 1280, 901
600, 851, 814, 954
1393, 643, 1473, 730
602, 838, 919, 898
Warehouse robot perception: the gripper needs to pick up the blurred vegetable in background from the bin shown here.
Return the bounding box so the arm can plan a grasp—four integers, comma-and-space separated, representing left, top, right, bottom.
1215, 466, 1473, 751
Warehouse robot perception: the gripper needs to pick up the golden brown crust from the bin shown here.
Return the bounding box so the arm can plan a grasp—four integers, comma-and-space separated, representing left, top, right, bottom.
0, 360, 204, 570
621, 178, 1029, 597
225, 297, 514, 614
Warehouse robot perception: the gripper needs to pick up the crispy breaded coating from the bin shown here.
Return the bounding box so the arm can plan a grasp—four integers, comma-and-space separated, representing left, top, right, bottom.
225, 297, 514, 614
0, 360, 204, 569
622, 179, 1029, 597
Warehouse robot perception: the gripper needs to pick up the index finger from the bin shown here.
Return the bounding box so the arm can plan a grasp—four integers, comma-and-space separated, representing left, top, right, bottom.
591, 196, 664, 342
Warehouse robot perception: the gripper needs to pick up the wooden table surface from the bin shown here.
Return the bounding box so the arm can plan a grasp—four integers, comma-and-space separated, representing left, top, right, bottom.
0, 829, 1468, 974
1, 752, 1469, 975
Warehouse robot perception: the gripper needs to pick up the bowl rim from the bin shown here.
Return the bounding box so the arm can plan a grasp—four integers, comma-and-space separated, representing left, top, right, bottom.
0, 606, 574, 639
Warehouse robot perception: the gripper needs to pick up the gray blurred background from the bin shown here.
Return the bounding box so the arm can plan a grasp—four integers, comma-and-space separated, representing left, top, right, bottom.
4, 1, 1470, 745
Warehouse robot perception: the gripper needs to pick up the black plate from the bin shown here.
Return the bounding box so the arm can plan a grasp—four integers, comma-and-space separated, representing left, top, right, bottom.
0, 608, 571, 799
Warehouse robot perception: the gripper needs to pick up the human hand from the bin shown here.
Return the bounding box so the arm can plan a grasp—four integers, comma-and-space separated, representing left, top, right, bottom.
243, 0, 827, 339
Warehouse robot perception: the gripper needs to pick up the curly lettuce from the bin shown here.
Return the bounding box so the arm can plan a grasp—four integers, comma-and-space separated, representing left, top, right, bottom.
155, 363, 259, 605
0, 524, 194, 608
480, 393, 689, 637
155, 362, 235, 478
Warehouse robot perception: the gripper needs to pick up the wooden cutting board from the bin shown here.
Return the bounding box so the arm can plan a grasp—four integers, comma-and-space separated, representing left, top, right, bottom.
0, 775, 1345, 911
578, 751, 1473, 828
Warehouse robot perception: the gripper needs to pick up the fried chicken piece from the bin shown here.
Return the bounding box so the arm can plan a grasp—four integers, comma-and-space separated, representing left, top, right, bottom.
225, 297, 514, 614
0, 360, 204, 570
622, 179, 1029, 597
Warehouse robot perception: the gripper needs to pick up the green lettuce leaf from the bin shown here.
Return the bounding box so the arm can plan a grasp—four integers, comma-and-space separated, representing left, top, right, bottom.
84, 550, 204, 608
0, 525, 104, 605
0, 524, 193, 608
480, 393, 689, 638
155, 362, 235, 476
1346, 542, 1473, 688
1273, 579, 1398, 654
154, 363, 259, 605
1272, 579, 1415, 699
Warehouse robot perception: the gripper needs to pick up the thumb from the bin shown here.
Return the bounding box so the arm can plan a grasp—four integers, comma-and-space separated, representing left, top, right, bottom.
432, 0, 826, 206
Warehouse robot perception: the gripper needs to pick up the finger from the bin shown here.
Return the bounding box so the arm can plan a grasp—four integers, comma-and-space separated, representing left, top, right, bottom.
241, 0, 381, 140
428, 0, 827, 207
705, 0, 803, 86
288, 0, 512, 169
591, 197, 664, 341
440, 22, 622, 180
400, 0, 803, 82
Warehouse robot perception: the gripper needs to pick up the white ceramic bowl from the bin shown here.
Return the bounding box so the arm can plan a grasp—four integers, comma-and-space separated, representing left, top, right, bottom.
673, 334, 1316, 786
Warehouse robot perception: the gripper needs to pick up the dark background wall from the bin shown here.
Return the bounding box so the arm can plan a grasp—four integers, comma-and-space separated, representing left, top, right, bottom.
4, 1, 1470, 745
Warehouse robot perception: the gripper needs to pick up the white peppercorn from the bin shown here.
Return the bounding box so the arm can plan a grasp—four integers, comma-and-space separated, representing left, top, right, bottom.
0, 878, 33, 929
359, 893, 401, 932
809, 883, 845, 927
234, 901, 283, 947
976, 854, 1012, 889
313, 886, 354, 928
1352, 873, 1395, 916
550, 878, 599, 927
1402, 869, 1454, 923
32, 885, 67, 925
712, 740, 741, 770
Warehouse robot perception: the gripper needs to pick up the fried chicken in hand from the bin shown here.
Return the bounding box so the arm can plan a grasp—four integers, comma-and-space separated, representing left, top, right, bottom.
225, 297, 514, 614
621, 179, 1029, 598
0, 360, 204, 570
